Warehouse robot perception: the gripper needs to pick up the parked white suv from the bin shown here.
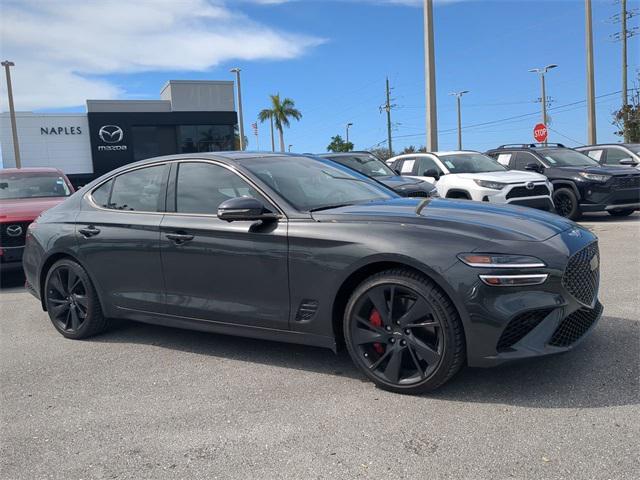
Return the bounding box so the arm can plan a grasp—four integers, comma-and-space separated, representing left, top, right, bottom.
387, 151, 554, 211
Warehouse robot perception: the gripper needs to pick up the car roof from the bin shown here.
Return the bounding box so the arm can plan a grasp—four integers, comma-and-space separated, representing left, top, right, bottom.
576, 144, 639, 148
317, 151, 377, 157
433, 150, 481, 155
0, 167, 65, 174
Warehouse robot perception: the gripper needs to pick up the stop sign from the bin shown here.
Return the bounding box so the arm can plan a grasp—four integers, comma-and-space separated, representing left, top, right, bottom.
533, 123, 548, 143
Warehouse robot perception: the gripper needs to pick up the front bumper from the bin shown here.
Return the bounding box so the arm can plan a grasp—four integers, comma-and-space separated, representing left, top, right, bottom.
451, 229, 602, 367
579, 180, 640, 212
0, 246, 25, 271
478, 182, 554, 211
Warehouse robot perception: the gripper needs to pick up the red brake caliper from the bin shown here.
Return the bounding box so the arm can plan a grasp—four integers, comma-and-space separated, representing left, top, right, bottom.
369, 309, 385, 355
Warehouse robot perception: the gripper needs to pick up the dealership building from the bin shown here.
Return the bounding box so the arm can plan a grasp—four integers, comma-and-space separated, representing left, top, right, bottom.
0, 80, 239, 185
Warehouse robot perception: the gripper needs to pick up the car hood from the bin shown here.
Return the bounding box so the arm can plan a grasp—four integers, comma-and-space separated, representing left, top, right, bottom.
449, 170, 546, 183
551, 165, 640, 176
377, 175, 425, 188
312, 197, 574, 242
0, 197, 68, 222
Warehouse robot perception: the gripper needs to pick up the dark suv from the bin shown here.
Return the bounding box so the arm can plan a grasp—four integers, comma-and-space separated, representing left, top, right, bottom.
318, 151, 437, 198
486, 144, 640, 219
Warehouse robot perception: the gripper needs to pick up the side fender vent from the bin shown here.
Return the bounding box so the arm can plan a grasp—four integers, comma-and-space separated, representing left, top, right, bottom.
295, 300, 319, 322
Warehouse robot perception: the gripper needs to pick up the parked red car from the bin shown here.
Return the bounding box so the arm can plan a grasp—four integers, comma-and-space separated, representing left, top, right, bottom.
0, 168, 74, 271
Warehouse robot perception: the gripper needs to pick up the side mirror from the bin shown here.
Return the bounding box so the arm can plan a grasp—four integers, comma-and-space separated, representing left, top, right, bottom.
619, 158, 639, 166
424, 169, 440, 180
524, 163, 542, 173
217, 197, 279, 222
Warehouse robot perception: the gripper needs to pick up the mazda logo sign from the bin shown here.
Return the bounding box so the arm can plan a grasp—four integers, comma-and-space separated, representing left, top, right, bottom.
525, 182, 535, 190
98, 125, 124, 144
6, 225, 23, 237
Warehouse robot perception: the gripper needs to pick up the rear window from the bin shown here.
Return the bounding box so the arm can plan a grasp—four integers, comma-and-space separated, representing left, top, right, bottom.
0, 172, 72, 200
95, 165, 167, 212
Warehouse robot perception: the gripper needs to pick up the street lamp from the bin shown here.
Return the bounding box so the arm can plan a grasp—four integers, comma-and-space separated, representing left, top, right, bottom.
230, 67, 245, 151
346, 122, 353, 144
1, 60, 21, 168
288, 144, 293, 152
449, 90, 469, 150
528, 64, 558, 133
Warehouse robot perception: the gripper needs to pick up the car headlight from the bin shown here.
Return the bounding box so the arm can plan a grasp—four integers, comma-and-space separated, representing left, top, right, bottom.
457, 253, 546, 268
474, 180, 507, 190
579, 172, 611, 183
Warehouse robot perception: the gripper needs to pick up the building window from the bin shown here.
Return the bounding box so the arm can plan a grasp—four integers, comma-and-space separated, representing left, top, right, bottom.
178, 125, 234, 153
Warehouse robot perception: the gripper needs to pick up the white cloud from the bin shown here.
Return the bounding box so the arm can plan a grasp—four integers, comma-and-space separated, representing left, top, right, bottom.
0, 0, 325, 110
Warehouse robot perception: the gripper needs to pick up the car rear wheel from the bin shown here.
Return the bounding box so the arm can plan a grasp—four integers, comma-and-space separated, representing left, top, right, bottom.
44, 259, 108, 339
607, 209, 635, 217
553, 188, 581, 220
344, 269, 465, 394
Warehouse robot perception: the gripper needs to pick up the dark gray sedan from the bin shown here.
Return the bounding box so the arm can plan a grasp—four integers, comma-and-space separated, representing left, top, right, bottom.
23, 153, 602, 393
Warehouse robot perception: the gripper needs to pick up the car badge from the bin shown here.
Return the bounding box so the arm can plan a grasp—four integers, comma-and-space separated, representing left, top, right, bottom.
525, 182, 535, 190
6, 225, 23, 237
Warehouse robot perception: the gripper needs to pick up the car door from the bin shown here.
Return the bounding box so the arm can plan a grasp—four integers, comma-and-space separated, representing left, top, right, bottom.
160, 160, 289, 330
513, 152, 544, 172
603, 147, 634, 166
76, 163, 169, 313
414, 156, 444, 183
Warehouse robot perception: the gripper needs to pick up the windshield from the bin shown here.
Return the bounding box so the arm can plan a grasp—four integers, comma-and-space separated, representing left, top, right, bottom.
438, 153, 507, 173
540, 149, 600, 167
241, 156, 395, 211
0, 172, 72, 200
325, 154, 396, 178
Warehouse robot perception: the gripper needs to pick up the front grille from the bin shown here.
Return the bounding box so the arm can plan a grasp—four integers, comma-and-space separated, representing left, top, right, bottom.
506, 184, 550, 199
613, 175, 640, 189
497, 308, 554, 352
549, 301, 603, 347
406, 190, 431, 198
0, 221, 30, 248
562, 242, 599, 307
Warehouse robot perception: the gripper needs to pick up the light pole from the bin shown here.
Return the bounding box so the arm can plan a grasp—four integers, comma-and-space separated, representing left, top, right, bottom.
346, 122, 353, 144
585, 0, 597, 144
230, 67, 245, 151
449, 90, 469, 150
2, 60, 21, 168
529, 64, 557, 143
288, 144, 293, 152
423, 0, 438, 151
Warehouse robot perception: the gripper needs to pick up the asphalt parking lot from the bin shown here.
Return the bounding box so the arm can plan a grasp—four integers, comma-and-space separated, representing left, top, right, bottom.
1, 213, 639, 480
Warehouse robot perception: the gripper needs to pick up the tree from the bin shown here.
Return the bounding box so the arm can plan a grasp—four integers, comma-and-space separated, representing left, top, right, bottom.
327, 134, 354, 152
258, 93, 302, 152
613, 76, 640, 142
370, 147, 394, 161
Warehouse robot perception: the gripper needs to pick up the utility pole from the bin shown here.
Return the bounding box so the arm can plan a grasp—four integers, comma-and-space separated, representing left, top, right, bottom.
230, 68, 245, 151
529, 64, 557, 144
585, 0, 597, 144
346, 122, 353, 144
423, 0, 438, 151
383, 77, 394, 156
1, 60, 21, 168
450, 91, 469, 150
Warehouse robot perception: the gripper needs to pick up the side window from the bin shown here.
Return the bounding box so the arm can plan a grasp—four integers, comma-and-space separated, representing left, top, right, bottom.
91, 179, 113, 208
109, 165, 167, 212
176, 162, 267, 215
585, 149, 604, 162
514, 152, 541, 170
416, 157, 443, 176
399, 157, 416, 174
494, 153, 512, 167
605, 148, 630, 165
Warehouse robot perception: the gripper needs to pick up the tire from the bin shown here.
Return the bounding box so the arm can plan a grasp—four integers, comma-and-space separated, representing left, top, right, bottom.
343, 269, 465, 394
553, 188, 581, 220
44, 259, 108, 339
608, 209, 635, 217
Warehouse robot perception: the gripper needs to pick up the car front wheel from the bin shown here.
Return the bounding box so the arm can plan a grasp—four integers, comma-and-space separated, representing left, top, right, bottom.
44, 259, 108, 339
553, 188, 581, 220
344, 269, 465, 394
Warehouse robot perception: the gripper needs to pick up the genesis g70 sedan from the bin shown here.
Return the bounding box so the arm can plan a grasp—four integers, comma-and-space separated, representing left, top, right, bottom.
23, 153, 602, 393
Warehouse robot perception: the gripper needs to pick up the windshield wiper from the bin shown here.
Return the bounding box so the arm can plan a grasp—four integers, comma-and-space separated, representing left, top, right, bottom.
309, 203, 355, 212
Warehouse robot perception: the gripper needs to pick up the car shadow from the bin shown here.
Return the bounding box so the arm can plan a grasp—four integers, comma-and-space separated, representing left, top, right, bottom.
578, 212, 639, 223
95, 314, 639, 409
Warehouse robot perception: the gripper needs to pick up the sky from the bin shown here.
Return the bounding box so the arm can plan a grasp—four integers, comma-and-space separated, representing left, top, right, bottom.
1, 0, 638, 156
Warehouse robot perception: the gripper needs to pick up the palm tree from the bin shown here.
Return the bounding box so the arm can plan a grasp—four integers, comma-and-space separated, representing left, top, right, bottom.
258, 94, 302, 152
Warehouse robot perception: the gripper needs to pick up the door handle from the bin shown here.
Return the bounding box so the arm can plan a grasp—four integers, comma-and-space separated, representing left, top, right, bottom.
79, 226, 101, 237
166, 233, 194, 244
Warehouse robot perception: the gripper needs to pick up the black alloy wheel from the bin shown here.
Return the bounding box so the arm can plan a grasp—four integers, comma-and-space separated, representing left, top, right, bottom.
344, 269, 465, 394
45, 259, 108, 339
553, 188, 580, 220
